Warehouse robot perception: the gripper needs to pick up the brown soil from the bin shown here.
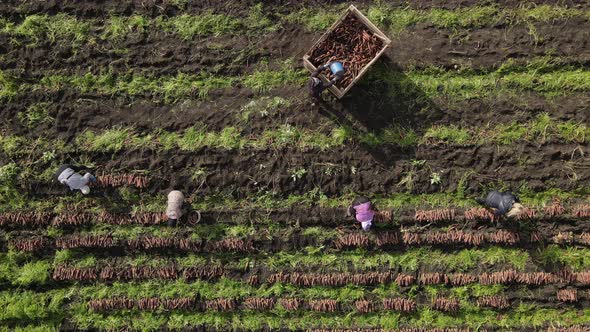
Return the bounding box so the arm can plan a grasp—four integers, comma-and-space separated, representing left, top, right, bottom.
12, 138, 588, 199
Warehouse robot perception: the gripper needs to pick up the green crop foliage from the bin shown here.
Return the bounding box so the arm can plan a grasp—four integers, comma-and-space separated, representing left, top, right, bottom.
10, 13, 90, 46
509, 4, 582, 24
76, 128, 130, 153
330, 126, 355, 146
364, 4, 587, 35
101, 15, 149, 41
177, 127, 244, 151
402, 67, 590, 101
30, 67, 304, 101
13, 261, 50, 286
155, 12, 241, 39
243, 66, 307, 93
0, 290, 66, 322
0, 5, 585, 54
177, 127, 208, 151
64, 306, 590, 330
422, 125, 471, 145
557, 121, 589, 143
493, 122, 527, 145
11, 59, 590, 103
17, 103, 54, 128
0, 325, 58, 332
245, 3, 279, 32
254, 125, 344, 151
36, 71, 236, 101
0, 70, 19, 100
420, 113, 589, 146
379, 126, 419, 147
0, 236, 536, 276
0, 163, 25, 212
537, 245, 590, 271
0, 135, 26, 157
283, 8, 341, 31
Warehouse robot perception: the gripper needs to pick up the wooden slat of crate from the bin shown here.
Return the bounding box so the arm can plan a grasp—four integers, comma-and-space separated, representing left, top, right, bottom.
303, 5, 392, 99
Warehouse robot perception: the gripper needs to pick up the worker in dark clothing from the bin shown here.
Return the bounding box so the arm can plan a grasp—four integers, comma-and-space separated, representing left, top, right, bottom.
309, 62, 345, 99
476, 190, 524, 217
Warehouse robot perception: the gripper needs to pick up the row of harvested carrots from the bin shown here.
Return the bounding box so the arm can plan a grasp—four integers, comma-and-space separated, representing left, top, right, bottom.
1, 203, 589, 229
51, 265, 590, 287
87, 292, 580, 313
10, 229, 590, 253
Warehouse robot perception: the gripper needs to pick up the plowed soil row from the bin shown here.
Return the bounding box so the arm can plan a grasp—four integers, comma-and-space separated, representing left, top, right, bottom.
1, 0, 588, 17
8, 141, 588, 197
1, 89, 588, 141
1, 19, 588, 75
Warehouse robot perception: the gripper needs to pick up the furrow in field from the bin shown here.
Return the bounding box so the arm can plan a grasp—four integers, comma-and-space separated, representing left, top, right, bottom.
0, 90, 588, 140
1, 136, 588, 198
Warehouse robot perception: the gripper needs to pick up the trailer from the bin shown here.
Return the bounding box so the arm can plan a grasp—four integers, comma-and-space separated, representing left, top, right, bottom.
303, 5, 392, 99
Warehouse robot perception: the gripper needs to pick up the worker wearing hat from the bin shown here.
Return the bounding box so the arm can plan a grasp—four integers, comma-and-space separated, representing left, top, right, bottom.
309, 61, 345, 99
476, 190, 525, 217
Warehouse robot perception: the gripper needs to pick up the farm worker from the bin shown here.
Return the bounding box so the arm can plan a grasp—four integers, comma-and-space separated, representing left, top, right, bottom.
166, 190, 184, 226
476, 190, 524, 217
55, 164, 96, 195
309, 62, 345, 99
346, 196, 376, 231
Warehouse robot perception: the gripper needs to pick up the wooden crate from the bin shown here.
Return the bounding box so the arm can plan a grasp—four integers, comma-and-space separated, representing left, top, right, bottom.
303, 4, 392, 99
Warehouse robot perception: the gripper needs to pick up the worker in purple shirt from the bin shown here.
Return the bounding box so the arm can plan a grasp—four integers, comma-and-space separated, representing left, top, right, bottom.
346, 196, 377, 231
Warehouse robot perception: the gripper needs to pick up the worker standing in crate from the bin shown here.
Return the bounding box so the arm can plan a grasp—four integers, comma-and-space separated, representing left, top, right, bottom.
309, 61, 345, 100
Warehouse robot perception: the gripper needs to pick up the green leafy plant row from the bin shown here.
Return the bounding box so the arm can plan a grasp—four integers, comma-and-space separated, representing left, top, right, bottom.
1, 4, 587, 46
365, 64, 590, 103
71, 307, 590, 331
422, 113, 590, 145
47, 246, 531, 274
0, 246, 532, 289
0, 5, 274, 45
1, 115, 587, 164
2, 60, 588, 103
301, 4, 590, 33
0, 283, 582, 331
7, 243, 590, 288
13, 65, 304, 102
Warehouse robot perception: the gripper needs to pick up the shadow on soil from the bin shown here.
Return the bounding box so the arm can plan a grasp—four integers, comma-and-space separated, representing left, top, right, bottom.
317, 55, 443, 166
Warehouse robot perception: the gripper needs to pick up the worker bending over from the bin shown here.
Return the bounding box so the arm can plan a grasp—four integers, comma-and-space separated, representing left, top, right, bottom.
309, 62, 345, 100
166, 190, 184, 226
346, 196, 377, 231
476, 190, 524, 217
55, 164, 96, 195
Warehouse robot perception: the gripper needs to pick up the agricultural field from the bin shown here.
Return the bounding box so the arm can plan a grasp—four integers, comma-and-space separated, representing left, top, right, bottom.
1, 0, 590, 331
